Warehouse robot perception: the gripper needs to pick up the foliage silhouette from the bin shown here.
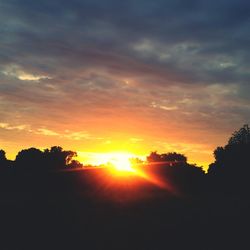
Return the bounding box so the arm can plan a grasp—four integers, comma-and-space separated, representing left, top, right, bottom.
0, 149, 6, 161
228, 124, 250, 145
147, 151, 187, 164
14, 146, 81, 172
67, 159, 84, 169
208, 124, 250, 175
0, 149, 10, 170
15, 147, 44, 171
43, 146, 79, 171
208, 124, 250, 195
0, 126, 250, 250
146, 151, 205, 194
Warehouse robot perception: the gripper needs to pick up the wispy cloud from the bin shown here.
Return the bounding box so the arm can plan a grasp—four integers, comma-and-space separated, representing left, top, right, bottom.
2, 64, 52, 81
0, 123, 29, 131
0, 123, 91, 141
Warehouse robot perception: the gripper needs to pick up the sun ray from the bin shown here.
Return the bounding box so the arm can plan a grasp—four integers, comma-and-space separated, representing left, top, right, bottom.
108, 153, 135, 172
100, 152, 174, 192
74, 152, 177, 194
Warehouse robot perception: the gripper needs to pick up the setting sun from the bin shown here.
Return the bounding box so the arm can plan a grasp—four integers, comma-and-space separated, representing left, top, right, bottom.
77, 151, 140, 171
107, 153, 135, 172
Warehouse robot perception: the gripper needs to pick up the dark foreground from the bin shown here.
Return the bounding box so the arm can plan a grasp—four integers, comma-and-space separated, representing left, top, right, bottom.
1, 166, 249, 250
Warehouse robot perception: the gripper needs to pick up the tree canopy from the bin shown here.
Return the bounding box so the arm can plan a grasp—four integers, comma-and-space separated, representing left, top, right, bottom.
0, 149, 9, 169
228, 124, 250, 146
147, 151, 187, 164
208, 124, 250, 186
13, 146, 82, 172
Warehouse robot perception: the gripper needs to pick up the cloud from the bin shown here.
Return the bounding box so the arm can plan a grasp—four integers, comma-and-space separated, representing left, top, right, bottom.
0, 122, 92, 141
2, 64, 52, 81
35, 128, 59, 136
35, 128, 92, 140
151, 102, 178, 111
0, 122, 29, 131
1, 0, 250, 86
0, 0, 250, 166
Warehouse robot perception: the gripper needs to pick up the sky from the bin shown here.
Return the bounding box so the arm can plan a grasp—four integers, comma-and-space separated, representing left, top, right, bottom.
0, 0, 250, 168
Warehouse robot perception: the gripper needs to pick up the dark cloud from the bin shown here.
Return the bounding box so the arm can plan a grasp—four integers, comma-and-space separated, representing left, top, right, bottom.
1, 0, 250, 85
0, 0, 250, 164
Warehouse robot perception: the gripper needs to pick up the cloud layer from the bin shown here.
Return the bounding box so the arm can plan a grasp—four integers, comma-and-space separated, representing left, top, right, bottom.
1, 0, 250, 166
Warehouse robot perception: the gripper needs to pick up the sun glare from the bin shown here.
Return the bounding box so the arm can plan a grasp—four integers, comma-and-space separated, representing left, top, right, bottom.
77, 151, 170, 190
108, 153, 135, 172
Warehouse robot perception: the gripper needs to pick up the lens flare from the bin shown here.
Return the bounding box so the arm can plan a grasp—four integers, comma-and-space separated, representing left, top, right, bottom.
108, 153, 135, 172
73, 152, 176, 194
105, 153, 171, 190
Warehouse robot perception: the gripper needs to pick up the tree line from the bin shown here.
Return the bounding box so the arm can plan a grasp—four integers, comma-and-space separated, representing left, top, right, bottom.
1, 125, 249, 250
1, 124, 250, 193
0, 146, 83, 172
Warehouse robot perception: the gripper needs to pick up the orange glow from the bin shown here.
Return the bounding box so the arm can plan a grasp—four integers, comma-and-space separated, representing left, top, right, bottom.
51, 151, 178, 199
94, 152, 174, 192
78, 151, 138, 166
2, 125, 213, 171
106, 153, 135, 172
134, 168, 170, 190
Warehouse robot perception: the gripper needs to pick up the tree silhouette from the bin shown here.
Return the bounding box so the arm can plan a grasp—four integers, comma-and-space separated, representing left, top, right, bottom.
67, 159, 83, 169
228, 124, 250, 145
147, 151, 162, 162
146, 151, 204, 194
0, 149, 7, 162
208, 124, 250, 193
147, 151, 187, 164
161, 152, 187, 163
14, 146, 78, 172
0, 149, 9, 169
44, 146, 77, 171
1, 126, 250, 250
15, 148, 44, 172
